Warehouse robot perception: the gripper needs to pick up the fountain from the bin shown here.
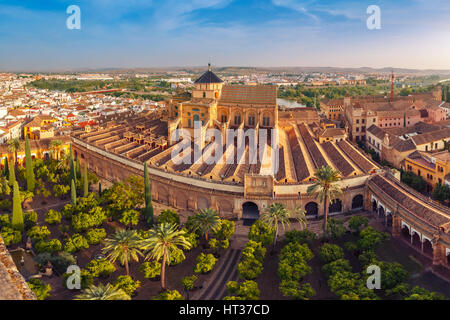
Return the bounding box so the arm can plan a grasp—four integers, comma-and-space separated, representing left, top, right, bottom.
9, 248, 39, 279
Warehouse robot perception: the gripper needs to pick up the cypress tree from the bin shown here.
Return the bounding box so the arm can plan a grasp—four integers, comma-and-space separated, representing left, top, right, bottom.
83, 163, 89, 197
144, 163, 154, 225
71, 179, 77, 206
76, 157, 81, 179
12, 181, 24, 231
3, 157, 8, 177
25, 136, 36, 192
8, 159, 15, 187
69, 144, 77, 187
98, 182, 102, 196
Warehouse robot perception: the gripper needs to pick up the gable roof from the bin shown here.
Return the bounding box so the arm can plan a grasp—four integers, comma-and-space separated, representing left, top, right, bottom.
411, 127, 450, 146
219, 85, 277, 105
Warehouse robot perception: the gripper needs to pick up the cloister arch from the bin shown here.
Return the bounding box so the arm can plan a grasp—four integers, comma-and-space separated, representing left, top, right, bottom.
352, 194, 364, 210
329, 199, 342, 215
305, 202, 318, 218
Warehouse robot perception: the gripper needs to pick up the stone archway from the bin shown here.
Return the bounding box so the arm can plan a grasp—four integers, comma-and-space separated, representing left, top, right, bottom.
379, 206, 385, 222
402, 225, 410, 240
352, 195, 364, 210
372, 199, 377, 213
329, 199, 342, 215
305, 202, 318, 219
412, 231, 421, 248
242, 202, 259, 225
423, 239, 433, 256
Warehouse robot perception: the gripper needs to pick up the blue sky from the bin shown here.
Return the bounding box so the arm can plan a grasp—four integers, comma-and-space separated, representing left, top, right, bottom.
1, 0, 450, 71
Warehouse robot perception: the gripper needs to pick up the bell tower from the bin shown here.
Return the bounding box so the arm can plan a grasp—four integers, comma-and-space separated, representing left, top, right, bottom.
192, 63, 223, 100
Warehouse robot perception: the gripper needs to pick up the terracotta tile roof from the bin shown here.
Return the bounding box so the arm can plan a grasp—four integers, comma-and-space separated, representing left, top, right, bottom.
337, 140, 377, 173
322, 142, 355, 176
370, 174, 450, 227
320, 128, 346, 138
411, 128, 450, 146
286, 127, 310, 181
219, 85, 277, 105
298, 124, 328, 169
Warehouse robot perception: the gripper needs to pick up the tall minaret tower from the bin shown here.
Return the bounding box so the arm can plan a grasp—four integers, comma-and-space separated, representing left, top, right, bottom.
390, 70, 395, 103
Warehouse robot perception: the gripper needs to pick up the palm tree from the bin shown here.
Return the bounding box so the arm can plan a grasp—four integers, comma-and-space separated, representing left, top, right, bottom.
7, 139, 22, 168
140, 223, 192, 290
261, 203, 291, 252
306, 165, 343, 236
74, 283, 131, 300
189, 208, 220, 242
102, 229, 143, 276
295, 207, 307, 231
49, 139, 63, 161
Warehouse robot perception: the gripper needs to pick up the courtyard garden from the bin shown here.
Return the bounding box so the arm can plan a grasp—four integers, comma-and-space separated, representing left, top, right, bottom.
0, 142, 235, 300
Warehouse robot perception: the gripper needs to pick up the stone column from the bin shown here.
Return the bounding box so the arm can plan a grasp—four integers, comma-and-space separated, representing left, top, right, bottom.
432, 238, 445, 266
392, 214, 401, 238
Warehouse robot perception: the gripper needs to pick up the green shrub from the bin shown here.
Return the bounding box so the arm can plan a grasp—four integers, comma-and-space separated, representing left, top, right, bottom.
220, 239, 230, 249
114, 275, 141, 296
322, 259, 352, 277
343, 241, 358, 252
248, 220, 275, 247
318, 243, 344, 263
327, 218, 346, 239
0, 199, 12, 211
157, 209, 180, 226
140, 261, 161, 279
358, 250, 378, 268
1, 227, 22, 246
358, 227, 389, 251
212, 219, 235, 240
242, 240, 266, 263
86, 258, 116, 277
168, 247, 186, 266
0, 214, 10, 228
379, 262, 409, 290
35, 252, 77, 274
119, 209, 140, 227
27, 226, 51, 242
224, 280, 260, 300
153, 289, 184, 300
279, 280, 316, 300
194, 253, 217, 274
348, 216, 369, 234
238, 256, 263, 280
34, 239, 62, 254
85, 228, 107, 245
45, 209, 62, 224
284, 229, 317, 245
24, 211, 38, 230
181, 275, 198, 292
181, 229, 199, 250
27, 278, 51, 300
64, 234, 89, 253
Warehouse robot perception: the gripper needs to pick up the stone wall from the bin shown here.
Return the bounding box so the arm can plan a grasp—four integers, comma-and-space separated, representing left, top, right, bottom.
0, 236, 36, 300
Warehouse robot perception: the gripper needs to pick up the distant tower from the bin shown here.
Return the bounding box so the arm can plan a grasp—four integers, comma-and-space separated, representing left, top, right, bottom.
390, 70, 395, 102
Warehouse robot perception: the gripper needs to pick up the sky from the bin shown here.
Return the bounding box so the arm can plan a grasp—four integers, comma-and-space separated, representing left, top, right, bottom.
1, 0, 450, 71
